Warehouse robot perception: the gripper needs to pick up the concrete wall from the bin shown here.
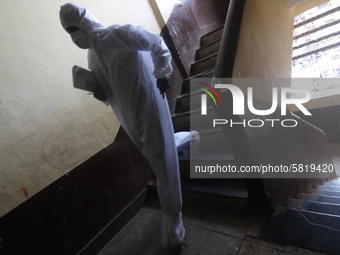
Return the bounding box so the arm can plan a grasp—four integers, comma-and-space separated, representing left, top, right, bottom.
0, 0, 162, 217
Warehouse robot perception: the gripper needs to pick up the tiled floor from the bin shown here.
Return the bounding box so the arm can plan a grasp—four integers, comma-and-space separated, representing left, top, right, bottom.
98, 192, 325, 255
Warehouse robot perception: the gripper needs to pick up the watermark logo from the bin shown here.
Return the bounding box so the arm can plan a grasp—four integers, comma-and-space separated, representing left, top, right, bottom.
197, 82, 222, 115
200, 83, 312, 116
189, 78, 333, 179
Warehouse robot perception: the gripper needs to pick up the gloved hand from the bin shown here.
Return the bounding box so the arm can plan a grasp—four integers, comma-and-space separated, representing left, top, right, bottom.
93, 86, 107, 102
157, 78, 170, 99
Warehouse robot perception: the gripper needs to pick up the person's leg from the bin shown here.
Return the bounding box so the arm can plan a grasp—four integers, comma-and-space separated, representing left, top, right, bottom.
140, 122, 185, 248
130, 51, 185, 249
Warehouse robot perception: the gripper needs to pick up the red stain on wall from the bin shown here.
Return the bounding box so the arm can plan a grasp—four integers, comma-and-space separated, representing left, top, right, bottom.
21, 185, 29, 200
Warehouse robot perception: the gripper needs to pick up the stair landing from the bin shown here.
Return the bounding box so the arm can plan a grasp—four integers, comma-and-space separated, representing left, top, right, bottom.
98, 192, 324, 255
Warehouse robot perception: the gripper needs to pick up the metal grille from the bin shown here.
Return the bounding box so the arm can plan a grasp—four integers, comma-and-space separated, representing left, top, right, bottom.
292, 0, 340, 79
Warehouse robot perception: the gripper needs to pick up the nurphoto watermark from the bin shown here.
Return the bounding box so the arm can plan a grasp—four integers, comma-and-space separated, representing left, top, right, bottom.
189, 78, 336, 178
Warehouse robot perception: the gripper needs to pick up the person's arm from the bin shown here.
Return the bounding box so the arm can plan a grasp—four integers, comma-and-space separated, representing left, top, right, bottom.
136, 26, 173, 80
117, 25, 173, 96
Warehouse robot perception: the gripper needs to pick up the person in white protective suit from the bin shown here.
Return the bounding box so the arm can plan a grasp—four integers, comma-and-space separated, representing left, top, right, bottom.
59, 3, 185, 249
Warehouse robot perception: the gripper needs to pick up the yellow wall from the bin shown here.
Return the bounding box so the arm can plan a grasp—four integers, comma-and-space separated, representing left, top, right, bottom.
0, 0, 162, 217
233, 0, 295, 79
231, 0, 295, 105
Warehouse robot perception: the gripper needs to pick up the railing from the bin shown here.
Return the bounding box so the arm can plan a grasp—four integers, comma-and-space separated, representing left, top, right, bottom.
212, 0, 271, 206
212, 0, 252, 166
214, 0, 246, 78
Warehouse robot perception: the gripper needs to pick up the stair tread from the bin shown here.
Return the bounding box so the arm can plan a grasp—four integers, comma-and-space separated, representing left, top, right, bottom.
201, 25, 224, 38
147, 169, 246, 199
318, 185, 340, 191
302, 193, 340, 204
196, 38, 221, 61
184, 69, 215, 81
198, 37, 222, 51
190, 54, 218, 76
310, 189, 340, 197
200, 25, 224, 46
326, 182, 340, 187
181, 70, 214, 95
175, 89, 213, 114
191, 52, 219, 65
289, 199, 340, 216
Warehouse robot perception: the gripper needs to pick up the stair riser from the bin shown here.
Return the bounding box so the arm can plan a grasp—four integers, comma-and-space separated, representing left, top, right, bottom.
200, 130, 229, 145
190, 54, 218, 76
302, 194, 340, 204
310, 189, 340, 197
176, 92, 215, 114
196, 39, 221, 61
196, 145, 234, 160
181, 71, 214, 95
290, 199, 340, 216
318, 185, 340, 191
201, 26, 224, 46
326, 182, 340, 187
172, 109, 217, 132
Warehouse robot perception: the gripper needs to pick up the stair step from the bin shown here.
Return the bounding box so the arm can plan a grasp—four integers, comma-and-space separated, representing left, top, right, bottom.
261, 207, 340, 255
175, 89, 215, 114
175, 126, 233, 160
196, 38, 221, 61
199, 127, 229, 145
196, 144, 234, 161
179, 159, 237, 173
177, 135, 233, 161
302, 193, 340, 204
172, 107, 217, 132
190, 53, 218, 77
318, 185, 340, 192
181, 70, 214, 95
147, 169, 247, 198
289, 199, 340, 216
180, 173, 247, 198
328, 178, 340, 183
326, 182, 340, 187
310, 189, 340, 197
175, 91, 198, 114
200, 25, 224, 47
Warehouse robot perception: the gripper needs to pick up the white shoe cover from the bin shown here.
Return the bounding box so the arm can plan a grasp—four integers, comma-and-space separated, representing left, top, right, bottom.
183, 131, 200, 161
161, 212, 185, 249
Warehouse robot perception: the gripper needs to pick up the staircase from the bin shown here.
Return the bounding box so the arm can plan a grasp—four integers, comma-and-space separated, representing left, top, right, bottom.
168, 25, 249, 199
168, 15, 340, 255
146, 0, 340, 253
261, 178, 340, 255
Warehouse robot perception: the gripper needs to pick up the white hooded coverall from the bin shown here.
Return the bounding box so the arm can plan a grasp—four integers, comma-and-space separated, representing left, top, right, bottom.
60, 3, 184, 248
